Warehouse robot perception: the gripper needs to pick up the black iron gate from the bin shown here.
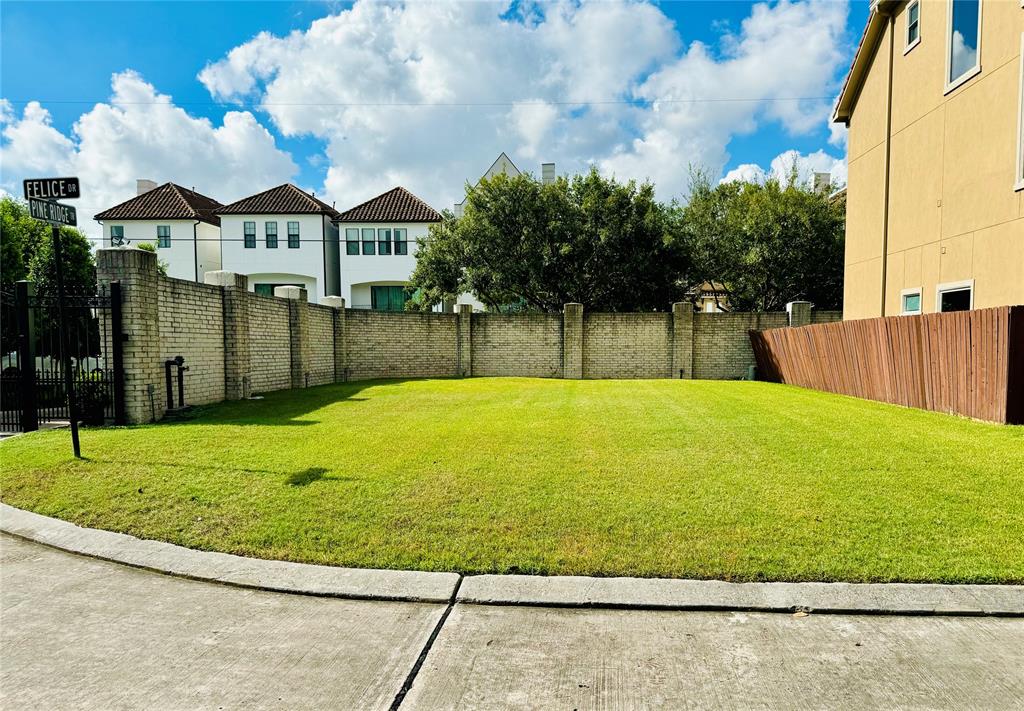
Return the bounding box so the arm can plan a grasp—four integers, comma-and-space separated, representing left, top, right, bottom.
1, 280, 125, 432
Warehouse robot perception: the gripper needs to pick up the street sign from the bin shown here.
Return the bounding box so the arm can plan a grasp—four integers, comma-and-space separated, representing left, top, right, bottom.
28, 197, 77, 227
23, 177, 80, 201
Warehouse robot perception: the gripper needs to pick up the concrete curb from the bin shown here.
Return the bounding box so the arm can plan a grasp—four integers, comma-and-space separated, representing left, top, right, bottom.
0, 504, 459, 604
3, 504, 1021, 615
458, 575, 1024, 616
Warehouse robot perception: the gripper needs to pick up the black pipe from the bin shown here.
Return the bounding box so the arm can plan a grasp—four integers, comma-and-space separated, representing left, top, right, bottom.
165, 360, 175, 409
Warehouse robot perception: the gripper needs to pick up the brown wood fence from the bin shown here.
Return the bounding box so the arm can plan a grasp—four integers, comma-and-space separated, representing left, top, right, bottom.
749, 306, 1024, 424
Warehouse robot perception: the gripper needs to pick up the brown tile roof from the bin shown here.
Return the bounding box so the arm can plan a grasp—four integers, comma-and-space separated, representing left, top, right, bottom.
334, 187, 441, 223
215, 183, 342, 218
94, 183, 222, 225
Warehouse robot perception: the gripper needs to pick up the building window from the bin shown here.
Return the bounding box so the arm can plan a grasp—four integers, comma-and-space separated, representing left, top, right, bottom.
265, 222, 278, 248
905, 1, 921, 53
346, 228, 360, 255
378, 228, 392, 255
244, 221, 256, 249
937, 280, 973, 312
371, 285, 408, 312
287, 221, 300, 248
945, 0, 981, 92
362, 228, 375, 255
1017, 33, 1024, 191
157, 225, 170, 248
394, 228, 408, 255
110, 225, 125, 246
254, 282, 302, 297
901, 288, 922, 315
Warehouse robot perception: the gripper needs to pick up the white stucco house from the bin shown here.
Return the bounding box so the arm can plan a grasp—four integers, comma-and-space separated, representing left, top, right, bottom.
333, 187, 441, 310
215, 184, 342, 303
94, 181, 223, 281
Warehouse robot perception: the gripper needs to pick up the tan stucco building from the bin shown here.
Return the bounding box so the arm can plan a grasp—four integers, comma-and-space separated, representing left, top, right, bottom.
834, 0, 1023, 319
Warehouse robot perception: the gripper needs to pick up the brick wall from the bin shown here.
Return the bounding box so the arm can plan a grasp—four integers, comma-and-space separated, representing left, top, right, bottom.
583, 313, 673, 379
157, 277, 225, 405
693, 312, 789, 380
98, 248, 840, 423
247, 293, 291, 393
471, 313, 563, 378
344, 310, 458, 381
307, 304, 335, 386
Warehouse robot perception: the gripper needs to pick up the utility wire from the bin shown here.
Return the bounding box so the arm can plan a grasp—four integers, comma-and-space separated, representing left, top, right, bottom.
4, 96, 833, 108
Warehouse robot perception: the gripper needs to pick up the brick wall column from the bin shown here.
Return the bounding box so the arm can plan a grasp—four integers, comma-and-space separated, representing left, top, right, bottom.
787, 300, 812, 328
276, 286, 310, 389
457, 304, 472, 377
563, 303, 583, 379
205, 271, 250, 400
321, 296, 347, 382
671, 302, 694, 379
96, 248, 162, 423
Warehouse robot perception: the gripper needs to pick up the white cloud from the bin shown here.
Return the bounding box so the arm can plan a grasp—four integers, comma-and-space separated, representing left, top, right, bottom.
199, 0, 848, 209
0, 71, 296, 239
720, 148, 846, 188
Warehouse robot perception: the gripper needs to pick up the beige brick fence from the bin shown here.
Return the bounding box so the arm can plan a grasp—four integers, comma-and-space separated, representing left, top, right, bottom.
96, 248, 840, 423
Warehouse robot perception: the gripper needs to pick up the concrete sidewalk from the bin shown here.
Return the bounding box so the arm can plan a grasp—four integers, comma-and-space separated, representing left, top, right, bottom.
5, 503, 1022, 616
4, 535, 1024, 710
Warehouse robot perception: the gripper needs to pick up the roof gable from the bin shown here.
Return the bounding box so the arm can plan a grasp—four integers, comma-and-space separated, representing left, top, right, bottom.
334, 187, 441, 223
833, 3, 897, 124
215, 183, 341, 217
94, 183, 222, 225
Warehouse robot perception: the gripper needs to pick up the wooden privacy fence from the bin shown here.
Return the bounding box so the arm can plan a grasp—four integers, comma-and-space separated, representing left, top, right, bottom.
749, 305, 1024, 424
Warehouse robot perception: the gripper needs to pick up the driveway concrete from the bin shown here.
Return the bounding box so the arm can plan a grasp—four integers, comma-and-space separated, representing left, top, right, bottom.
404, 604, 1024, 710
0, 535, 444, 710
4, 534, 1024, 710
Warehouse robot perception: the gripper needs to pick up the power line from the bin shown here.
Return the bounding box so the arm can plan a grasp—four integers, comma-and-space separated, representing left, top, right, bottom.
4, 96, 833, 108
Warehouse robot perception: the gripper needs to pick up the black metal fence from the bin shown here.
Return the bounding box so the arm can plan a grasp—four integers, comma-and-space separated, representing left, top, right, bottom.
0, 280, 125, 432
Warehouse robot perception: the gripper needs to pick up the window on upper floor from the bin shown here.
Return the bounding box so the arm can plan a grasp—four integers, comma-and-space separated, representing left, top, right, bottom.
394, 228, 408, 255
287, 221, 300, 248
157, 225, 170, 249
243, 221, 256, 249
362, 228, 375, 255
378, 228, 392, 255
345, 228, 359, 255
266, 221, 278, 248
110, 225, 125, 246
905, 1, 921, 53
946, 0, 981, 92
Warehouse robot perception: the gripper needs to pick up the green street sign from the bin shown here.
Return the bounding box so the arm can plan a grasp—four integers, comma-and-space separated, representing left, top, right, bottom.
28, 197, 77, 227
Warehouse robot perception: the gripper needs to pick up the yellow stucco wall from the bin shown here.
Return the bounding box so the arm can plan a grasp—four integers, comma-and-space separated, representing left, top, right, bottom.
843, 0, 1023, 320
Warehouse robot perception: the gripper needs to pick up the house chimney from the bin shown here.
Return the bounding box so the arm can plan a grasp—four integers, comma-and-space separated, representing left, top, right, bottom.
542, 163, 556, 185
137, 179, 157, 196
813, 172, 831, 195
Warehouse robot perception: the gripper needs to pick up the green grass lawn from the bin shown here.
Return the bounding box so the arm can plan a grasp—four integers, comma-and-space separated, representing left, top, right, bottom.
2, 378, 1022, 583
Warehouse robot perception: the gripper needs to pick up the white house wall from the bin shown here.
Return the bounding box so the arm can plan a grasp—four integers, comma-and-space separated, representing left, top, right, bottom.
196, 222, 222, 277
220, 214, 331, 303
99, 220, 203, 282
339, 221, 430, 308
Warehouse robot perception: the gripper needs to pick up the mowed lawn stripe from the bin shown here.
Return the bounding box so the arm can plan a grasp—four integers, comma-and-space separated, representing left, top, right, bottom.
1, 378, 1021, 583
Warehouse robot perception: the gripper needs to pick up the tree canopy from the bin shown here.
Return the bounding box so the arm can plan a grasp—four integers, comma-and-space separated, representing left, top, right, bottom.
408, 170, 692, 312
680, 170, 845, 312
1, 195, 96, 296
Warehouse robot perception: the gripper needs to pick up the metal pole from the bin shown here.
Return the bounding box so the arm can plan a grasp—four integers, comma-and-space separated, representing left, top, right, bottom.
51, 225, 81, 458
15, 280, 38, 432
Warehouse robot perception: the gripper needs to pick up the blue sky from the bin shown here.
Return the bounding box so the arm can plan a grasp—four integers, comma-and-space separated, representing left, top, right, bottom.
1, 0, 869, 236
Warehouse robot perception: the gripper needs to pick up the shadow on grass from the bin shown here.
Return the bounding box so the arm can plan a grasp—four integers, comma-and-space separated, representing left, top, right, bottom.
85, 458, 354, 488
286, 467, 341, 487
162, 378, 455, 427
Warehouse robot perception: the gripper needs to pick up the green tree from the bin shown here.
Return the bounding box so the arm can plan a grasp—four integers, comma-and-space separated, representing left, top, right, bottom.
1, 196, 96, 295
409, 169, 691, 312
681, 169, 845, 311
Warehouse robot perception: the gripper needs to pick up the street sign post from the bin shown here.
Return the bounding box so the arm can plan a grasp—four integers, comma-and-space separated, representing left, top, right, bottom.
24, 177, 83, 458
28, 197, 77, 226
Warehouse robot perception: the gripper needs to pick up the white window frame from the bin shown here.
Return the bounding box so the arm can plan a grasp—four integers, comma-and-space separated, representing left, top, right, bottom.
1016, 32, 1024, 192
935, 279, 974, 312
905, 0, 922, 55
900, 287, 923, 315
944, 0, 983, 95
